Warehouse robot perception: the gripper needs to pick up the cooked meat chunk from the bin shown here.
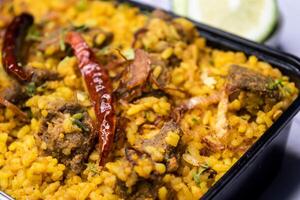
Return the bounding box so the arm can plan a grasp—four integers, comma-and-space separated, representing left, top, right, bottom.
115, 49, 152, 101
0, 67, 59, 104
135, 120, 184, 172
28, 67, 60, 86
37, 103, 96, 174
126, 49, 151, 89
115, 51, 176, 102
226, 65, 280, 99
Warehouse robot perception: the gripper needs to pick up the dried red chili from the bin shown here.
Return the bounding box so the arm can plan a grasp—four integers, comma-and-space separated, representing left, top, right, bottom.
65, 31, 116, 166
2, 13, 33, 81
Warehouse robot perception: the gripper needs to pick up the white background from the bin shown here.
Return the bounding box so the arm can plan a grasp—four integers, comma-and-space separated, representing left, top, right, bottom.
136, 0, 300, 199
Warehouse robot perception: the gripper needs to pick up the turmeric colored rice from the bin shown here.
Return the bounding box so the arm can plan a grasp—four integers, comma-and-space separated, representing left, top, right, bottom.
0, 1, 298, 199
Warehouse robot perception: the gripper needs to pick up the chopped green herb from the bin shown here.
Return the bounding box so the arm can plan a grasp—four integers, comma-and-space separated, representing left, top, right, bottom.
72, 118, 90, 132
193, 172, 201, 186
72, 113, 84, 120
268, 79, 292, 96
26, 82, 36, 97
85, 163, 99, 175
26, 25, 42, 42
193, 163, 210, 186
268, 79, 283, 90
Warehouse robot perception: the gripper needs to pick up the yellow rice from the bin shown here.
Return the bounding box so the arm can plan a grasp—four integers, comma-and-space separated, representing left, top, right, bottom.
0, 1, 298, 199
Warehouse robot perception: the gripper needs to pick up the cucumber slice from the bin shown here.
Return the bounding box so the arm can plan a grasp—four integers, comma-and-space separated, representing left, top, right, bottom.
173, 0, 279, 42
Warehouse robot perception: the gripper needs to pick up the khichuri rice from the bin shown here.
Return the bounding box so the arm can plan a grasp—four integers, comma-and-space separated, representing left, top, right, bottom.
0, 1, 298, 199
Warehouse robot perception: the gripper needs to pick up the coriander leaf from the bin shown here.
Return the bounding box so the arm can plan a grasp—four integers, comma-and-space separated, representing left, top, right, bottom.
72, 118, 90, 132
193, 172, 201, 186
85, 163, 99, 175
26, 25, 42, 42
268, 79, 283, 90
193, 163, 211, 186
26, 82, 36, 97
72, 113, 84, 120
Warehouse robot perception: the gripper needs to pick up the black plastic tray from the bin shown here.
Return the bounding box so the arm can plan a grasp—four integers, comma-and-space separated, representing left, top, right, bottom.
119, 1, 300, 199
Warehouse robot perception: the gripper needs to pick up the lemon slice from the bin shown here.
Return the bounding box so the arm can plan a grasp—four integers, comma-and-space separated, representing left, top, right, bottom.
173, 0, 278, 42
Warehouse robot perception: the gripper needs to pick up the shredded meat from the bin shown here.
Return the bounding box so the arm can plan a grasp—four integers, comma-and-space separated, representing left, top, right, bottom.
182, 92, 221, 110
0, 67, 59, 103
37, 103, 96, 174
226, 65, 280, 99
115, 49, 152, 101
215, 90, 229, 138
135, 120, 184, 172
27, 67, 60, 85
126, 49, 151, 89
202, 135, 225, 152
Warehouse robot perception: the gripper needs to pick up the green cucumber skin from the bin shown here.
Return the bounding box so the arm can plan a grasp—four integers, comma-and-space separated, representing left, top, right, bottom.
259, 0, 280, 43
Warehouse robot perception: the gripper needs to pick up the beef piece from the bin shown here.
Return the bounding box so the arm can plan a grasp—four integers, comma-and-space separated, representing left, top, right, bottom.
226, 65, 280, 99
0, 67, 59, 103
125, 49, 151, 89
28, 67, 60, 86
37, 103, 96, 174
136, 121, 184, 172
115, 49, 152, 102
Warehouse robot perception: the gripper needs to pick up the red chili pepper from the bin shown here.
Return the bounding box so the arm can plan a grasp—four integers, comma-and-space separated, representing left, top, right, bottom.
65, 32, 116, 166
2, 13, 33, 81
